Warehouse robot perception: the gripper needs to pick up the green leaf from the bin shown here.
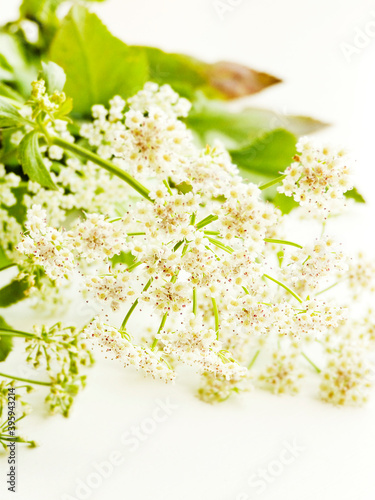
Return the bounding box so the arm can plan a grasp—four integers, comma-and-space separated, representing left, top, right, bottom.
0, 82, 24, 103
20, 0, 63, 23
0, 97, 28, 128
186, 96, 327, 149
111, 251, 136, 268
0, 33, 38, 97
139, 47, 281, 100
0, 247, 13, 271
344, 187, 365, 203
0, 316, 13, 362
18, 131, 58, 189
230, 129, 297, 178
40, 61, 66, 92
272, 193, 299, 215
49, 5, 149, 115
0, 278, 29, 308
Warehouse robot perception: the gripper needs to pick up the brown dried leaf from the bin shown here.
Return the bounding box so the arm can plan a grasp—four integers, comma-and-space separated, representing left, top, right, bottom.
207, 61, 281, 99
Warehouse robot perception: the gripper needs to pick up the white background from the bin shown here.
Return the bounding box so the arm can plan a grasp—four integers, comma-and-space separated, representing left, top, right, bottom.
1, 0, 375, 499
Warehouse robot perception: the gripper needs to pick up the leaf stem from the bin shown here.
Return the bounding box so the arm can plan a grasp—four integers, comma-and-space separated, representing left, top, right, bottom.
195, 214, 218, 230
207, 237, 234, 254
0, 328, 36, 339
193, 288, 197, 315
151, 313, 168, 351
0, 372, 51, 387
163, 179, 173, 196
259, 174, 286, 191
263, 274, 303, 304
301, 352, 321, 373
315, 279, 346, 297
120, 278, 153, 330
212, 297, 219, 339
248, 349, 260, 369
51, 136, 153, 202
264, 238, 303, 249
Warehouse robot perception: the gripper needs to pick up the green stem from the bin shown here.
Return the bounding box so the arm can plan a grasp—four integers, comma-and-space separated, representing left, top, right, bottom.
207, 237, 234, 254
0, 372, 51, 387
151, 313, 168, 351
0, 328, 36, 339
264, 238, 303, 249
120, 278, 153, 330
315, 279, 346, 297
127, 261, 142, 272
259, 174, 286, 191
193, 288, 197, 315
173, 240, 184, 252
301, 352, 321, 374
0, 434, 36, 446
263, 274, 303, 304
248, 349, 260, 369
195, 214, 218, 230
51, 136, 153, 203
212, 297, 219, 339
163, 179, 173, 196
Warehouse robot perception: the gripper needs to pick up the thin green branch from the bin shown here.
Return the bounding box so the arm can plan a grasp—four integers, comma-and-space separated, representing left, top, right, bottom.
195, 214, 219, 230
120, 278, 153, 331
212, 297, 219, 339
248, 349, 260, 369
193, 288, 197, 315
315, 279, 346, 297
0, 372, 51, 387
264, 238, 303, 249
263, 274, 303, 304
163, 179, 173, 196
51, 136, 153, 202
0, 328, 37, 339
259, 174, 286, 191
301, 352, 321, 374
207, 237, 234, 254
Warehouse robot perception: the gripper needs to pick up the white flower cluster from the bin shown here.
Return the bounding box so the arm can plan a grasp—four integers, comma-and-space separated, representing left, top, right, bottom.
18, 205, 74, 281
258, 347, 304, 395
282, 236, 347, 294
320, 346, 372, 406
278, 137, 353, 217
160, 321, 247, 380
85, 318, 175, 382
17, 83, 375, 404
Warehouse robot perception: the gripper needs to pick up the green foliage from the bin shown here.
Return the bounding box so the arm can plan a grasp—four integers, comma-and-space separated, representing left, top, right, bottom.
230, 129, 297, 177
0, 317, 13, 362
0, 278, 29, 308
39, 61, 66, 93
0, 248, 13, 271
47, 6, 284, 116
111, 251, 137, 268
345, 187, 365, 203
0, 82, 24, 103
49, 5, 149, 115
137, 47, 280, 101
18, 131, 58, 189
0, 97, 28, 128
0, 33, 38, 97
272, 193, 299, 215
186, 96, 327, 149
